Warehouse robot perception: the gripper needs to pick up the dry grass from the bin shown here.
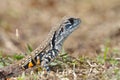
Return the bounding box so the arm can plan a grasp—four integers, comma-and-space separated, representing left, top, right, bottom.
1, 46, 120, 80
0, 0, 120, 80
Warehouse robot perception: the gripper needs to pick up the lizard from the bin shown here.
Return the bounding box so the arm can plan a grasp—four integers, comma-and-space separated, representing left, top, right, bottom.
0, 17, 81, 79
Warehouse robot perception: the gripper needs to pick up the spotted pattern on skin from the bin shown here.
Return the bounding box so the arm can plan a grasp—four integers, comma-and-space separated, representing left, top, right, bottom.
20, 18, 81, 71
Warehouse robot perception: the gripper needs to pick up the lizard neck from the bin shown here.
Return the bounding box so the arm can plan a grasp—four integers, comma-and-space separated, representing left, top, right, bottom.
50, 30, 65, 52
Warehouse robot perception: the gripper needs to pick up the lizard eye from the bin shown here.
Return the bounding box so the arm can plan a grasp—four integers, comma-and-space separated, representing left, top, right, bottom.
64, 18, 75, 30
68, 18, 74, 25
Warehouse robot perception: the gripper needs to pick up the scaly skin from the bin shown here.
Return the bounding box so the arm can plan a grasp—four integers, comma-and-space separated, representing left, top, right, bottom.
0, 17, 81, 79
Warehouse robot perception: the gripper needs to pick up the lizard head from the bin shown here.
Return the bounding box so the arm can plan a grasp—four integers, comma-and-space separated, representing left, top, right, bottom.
58, 18, 81, 37
57, 17, 81, 39
53, 17, 81, 50
63, 18, 81, 34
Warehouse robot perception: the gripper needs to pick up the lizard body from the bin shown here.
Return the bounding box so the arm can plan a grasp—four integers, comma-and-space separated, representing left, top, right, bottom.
0, 17, 81, 79
20, 18, 81, 71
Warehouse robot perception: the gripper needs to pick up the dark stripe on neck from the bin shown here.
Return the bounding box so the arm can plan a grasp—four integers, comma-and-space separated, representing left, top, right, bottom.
51, 31, 56, 49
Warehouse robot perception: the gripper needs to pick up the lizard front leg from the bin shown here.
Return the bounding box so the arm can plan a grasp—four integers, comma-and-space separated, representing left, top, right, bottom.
40, 49, 59, 72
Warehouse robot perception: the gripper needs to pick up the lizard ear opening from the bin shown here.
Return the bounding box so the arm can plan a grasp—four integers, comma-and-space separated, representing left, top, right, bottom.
61, 27, 64, 32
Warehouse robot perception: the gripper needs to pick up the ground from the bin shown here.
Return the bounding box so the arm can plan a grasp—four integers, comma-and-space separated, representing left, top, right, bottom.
0, 0, 120, 80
